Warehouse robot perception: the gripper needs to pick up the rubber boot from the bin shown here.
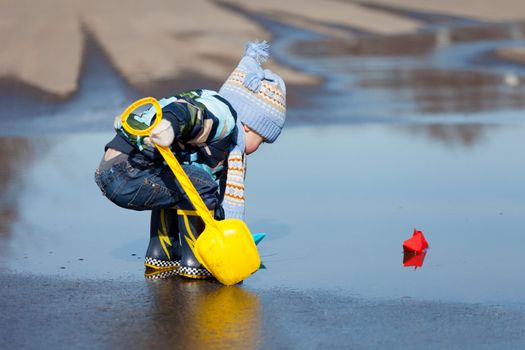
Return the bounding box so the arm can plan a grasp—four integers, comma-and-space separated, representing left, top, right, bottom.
177, 209, 213, 279
144, 208, 181, 270
144, 268, 179, 280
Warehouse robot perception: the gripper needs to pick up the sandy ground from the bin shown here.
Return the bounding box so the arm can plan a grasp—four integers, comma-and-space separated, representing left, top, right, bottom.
2, 0, 525, 98
495, 47, 525, 65
0, 0, 315, 98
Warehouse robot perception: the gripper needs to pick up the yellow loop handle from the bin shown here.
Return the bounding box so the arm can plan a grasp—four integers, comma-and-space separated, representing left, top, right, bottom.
120, 97, 163, 137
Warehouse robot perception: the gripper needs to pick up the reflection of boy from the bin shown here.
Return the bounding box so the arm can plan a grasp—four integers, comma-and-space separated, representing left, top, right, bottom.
95, 41, 286, 278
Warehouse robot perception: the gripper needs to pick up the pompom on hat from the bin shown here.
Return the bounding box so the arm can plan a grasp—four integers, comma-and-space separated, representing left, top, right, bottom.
219, 41, 286, 143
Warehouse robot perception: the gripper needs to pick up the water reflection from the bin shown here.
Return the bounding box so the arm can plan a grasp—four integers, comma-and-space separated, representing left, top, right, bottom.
358, 68, 525, 114
290, 33, 437, 57
0, 137, 37, 238
290, 22, 525, 57
403, 251, 427, 270
400, 124, 496, 148
139, 276, 261, 349
282, 19, 525, 149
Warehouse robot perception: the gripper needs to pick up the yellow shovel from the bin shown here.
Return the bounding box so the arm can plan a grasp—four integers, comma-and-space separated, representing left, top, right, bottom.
120, 97, 261, 286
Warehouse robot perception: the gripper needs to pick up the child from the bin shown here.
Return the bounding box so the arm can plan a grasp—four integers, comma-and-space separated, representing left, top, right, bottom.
95, 41, 286, 279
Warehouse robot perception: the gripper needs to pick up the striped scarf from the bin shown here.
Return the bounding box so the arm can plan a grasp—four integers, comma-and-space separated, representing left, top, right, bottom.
222, 120, 246, 220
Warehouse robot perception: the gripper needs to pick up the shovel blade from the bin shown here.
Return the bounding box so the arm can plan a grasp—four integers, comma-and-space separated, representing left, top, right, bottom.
194, 219, 261, 285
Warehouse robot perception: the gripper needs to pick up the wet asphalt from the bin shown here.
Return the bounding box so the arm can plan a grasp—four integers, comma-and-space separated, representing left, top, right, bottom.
2, 273, 524, 350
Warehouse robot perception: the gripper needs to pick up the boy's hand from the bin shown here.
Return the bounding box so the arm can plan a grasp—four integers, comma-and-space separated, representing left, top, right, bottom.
114, 115, 122, 129
147, 119, 175, 147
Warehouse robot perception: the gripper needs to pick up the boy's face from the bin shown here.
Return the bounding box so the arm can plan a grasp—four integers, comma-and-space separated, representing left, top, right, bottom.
243, 124, 264, 155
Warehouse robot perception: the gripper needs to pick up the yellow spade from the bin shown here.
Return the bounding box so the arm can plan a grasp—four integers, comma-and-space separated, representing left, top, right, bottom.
120, 97, 261, 286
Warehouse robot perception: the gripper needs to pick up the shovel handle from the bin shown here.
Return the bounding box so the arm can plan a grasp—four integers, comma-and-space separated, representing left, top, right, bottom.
156, 145, 217, 228
119, 97, 218, 229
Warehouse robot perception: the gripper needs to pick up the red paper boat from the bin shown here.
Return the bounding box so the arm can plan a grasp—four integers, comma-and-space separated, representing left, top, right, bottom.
403, 229, 429, 253
403, 251, 427, 269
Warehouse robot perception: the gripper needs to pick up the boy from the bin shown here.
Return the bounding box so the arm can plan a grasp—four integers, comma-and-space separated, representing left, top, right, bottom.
95, 41, 286, 279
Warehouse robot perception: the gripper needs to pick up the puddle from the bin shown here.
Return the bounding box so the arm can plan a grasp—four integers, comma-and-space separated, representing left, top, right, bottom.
1, 123, 524, 303
246, 123, 525, 303
274, 20, 525, 127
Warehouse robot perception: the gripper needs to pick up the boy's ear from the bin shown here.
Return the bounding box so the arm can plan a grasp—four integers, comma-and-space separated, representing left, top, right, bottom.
243, 123, 265, 141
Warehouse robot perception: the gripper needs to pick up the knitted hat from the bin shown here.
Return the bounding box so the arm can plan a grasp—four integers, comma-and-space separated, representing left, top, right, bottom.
219, 41, 286, 143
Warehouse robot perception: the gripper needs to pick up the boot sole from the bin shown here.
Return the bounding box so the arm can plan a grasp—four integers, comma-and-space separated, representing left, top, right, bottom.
144, 269, 179, 279
144, 257, 181, 270
178, 266, 213, 279
144, 264, 212, 280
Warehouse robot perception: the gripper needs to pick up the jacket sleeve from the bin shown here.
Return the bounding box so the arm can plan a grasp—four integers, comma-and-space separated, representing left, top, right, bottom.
115, 92, 236, 151
114, 112, 150, 151
162, 92, 236, 147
